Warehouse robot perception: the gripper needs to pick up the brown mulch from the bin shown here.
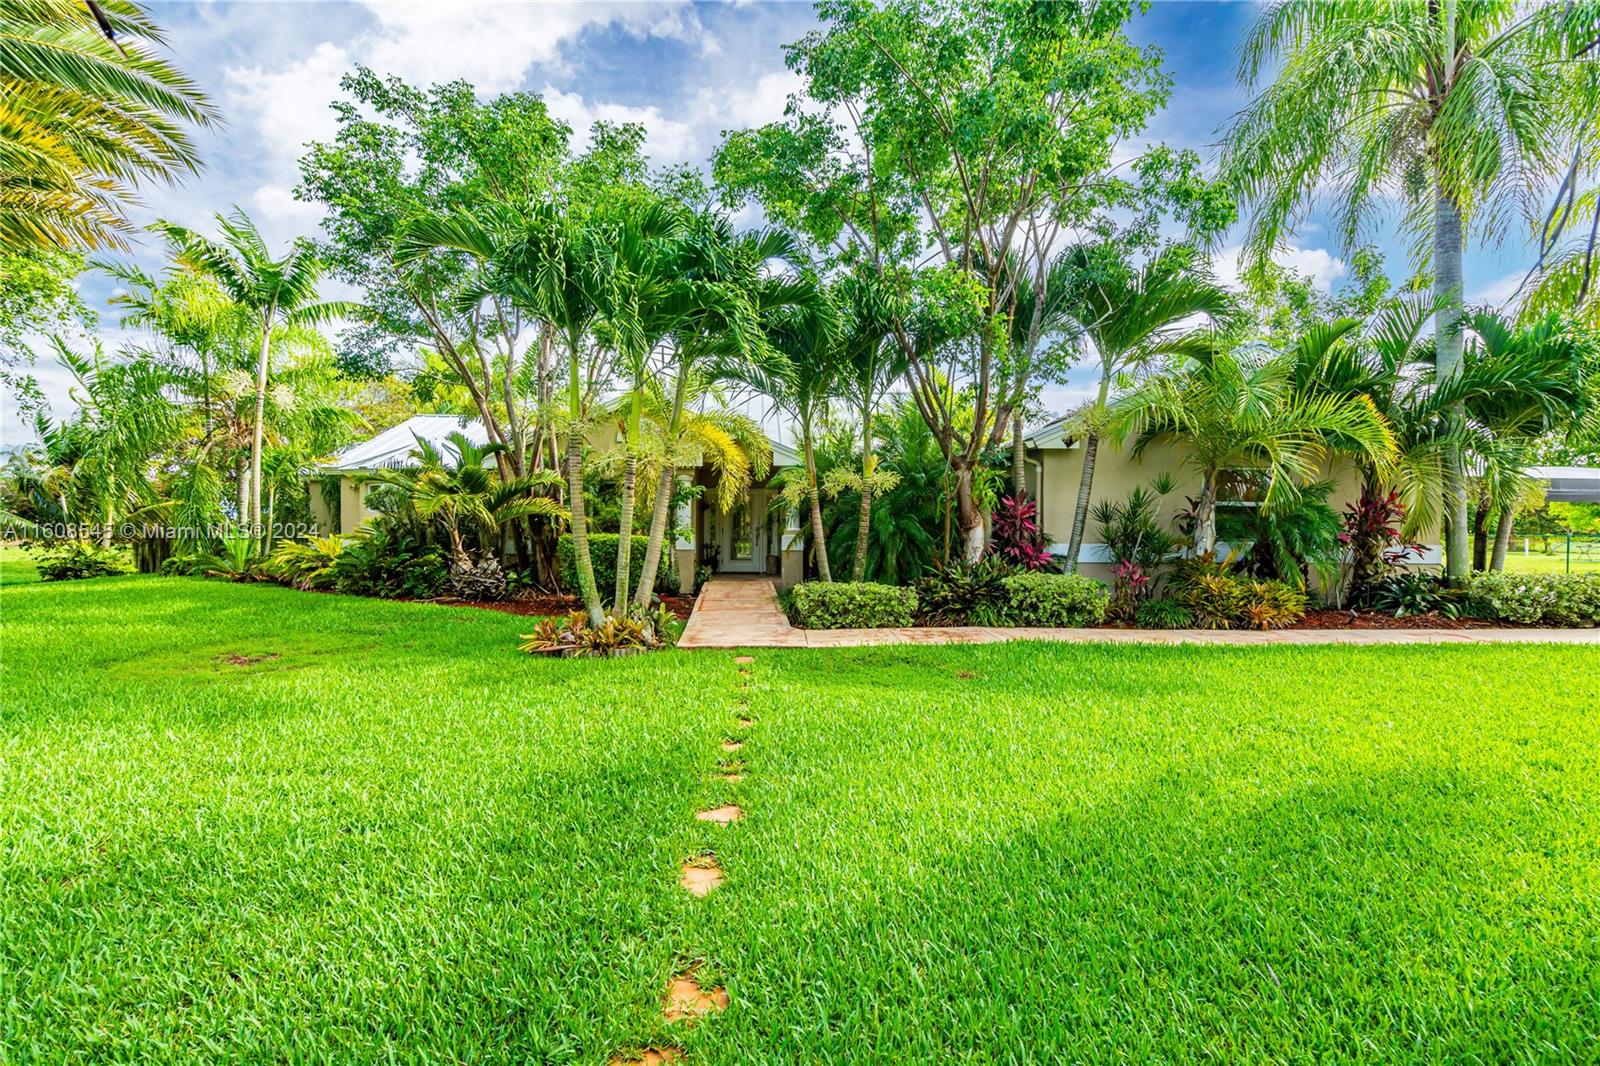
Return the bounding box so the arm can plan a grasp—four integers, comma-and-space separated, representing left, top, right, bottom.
429, 592, 697, 620
1294, 608, 1497, 630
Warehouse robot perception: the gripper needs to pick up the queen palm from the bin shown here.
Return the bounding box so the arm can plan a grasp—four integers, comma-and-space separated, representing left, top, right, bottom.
155, 210, 357, 543
0, 0, 219, 251
1223, 0, 1597, 579
1058, 244, 1234, 571
1110, 340, 1396, 555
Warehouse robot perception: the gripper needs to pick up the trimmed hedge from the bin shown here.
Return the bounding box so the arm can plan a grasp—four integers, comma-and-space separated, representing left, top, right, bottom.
1466, 571, 1600, 626
1000, 572, 1109, 627
557, 534, 674, 596
789, 581, 917, 628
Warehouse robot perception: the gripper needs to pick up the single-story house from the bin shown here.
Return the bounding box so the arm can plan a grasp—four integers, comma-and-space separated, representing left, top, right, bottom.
310, 414, 809, 594
1022, 414, 1443, 582
312, 412, 1443, 591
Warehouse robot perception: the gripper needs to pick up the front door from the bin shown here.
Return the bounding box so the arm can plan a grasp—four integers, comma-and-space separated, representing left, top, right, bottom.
717, 489, 767, 573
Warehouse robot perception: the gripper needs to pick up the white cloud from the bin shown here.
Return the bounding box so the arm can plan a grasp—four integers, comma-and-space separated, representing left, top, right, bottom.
1214, 243, 1348, 294
540, 85, 698, 163
1470, 269, 1525, 309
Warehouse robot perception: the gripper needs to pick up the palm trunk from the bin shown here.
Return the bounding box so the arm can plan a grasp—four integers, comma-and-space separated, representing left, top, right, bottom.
1063, 374, 1111, 573
851, 409, 874, 581
565, 337, 604, 627
1194, 472, 1219, 555
1434, 187, 1470, 581
236, 463, 249, 527
634, 368, 690, 608
249, 315, 273, 545
613, 453, 638, 612
265, 487, 276, 553
1490, 506, 1515, 571
803, 430, 831, 582
1471, 497, 1490, 572
1010, 412, 1025, 495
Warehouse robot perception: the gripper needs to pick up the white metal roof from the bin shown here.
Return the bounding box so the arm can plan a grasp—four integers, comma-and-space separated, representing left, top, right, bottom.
322, 414, 799, 473
325, 414, 489, 472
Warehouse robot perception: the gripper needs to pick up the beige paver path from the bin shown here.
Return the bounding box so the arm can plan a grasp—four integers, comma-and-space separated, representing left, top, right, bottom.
676, 576, 1600, 649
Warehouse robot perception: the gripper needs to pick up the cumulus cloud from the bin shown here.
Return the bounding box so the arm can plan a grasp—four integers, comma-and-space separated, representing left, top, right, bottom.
1214, 243, 1348, 293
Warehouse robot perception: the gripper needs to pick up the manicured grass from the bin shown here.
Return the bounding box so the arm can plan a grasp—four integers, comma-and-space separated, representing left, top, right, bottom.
0, 545, 39, 585
1502, 546, 1600, 574
4, 576, 1599, 1062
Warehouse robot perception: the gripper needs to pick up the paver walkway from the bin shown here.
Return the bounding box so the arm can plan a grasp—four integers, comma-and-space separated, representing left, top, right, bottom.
676, 576, 1600, 649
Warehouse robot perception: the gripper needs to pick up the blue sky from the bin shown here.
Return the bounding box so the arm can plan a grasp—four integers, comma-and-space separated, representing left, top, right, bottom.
4, 1, 1541, 442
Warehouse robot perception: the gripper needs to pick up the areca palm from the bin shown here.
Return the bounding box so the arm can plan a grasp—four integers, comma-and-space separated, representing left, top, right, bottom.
1224, 0, 1599, 578
0, 0, 218, 251
832, 273, 906, 581
1058, 244, 1235, 571
1110, 341, 1396, 555
155, 210, 357, 542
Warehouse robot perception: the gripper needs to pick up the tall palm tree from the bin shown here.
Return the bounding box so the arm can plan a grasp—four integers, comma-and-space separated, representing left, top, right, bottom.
748, 279, 841, 581
629, 217, 800, 607
1110, 340, 1396, 555
831, 274, 905, 581
0, 0, 219, 251
1058, 244, 1235, 571
155, 210, 357, 542
1223, 0, 1597, 579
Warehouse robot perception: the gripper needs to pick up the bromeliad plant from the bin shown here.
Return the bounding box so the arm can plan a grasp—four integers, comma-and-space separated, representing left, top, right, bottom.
518, 605, 679, 658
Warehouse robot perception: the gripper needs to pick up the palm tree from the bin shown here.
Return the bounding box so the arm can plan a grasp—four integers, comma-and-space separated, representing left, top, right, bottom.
629, 217, 800, 607
155, 210, 357, 543
0, 0, 219, 251
363, 431, 564, 568
831, 274, 905, 581
750, 280, 841, 581
1058, 244, 1235, 571
1110, 340, 1395, 555
1223, 0, 1596, 579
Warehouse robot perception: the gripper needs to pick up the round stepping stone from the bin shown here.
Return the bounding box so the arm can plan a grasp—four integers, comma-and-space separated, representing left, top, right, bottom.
721, 738, 743, 752
735, 716, 754, 729
609, 1050, 682, 1066
664, 972, 729, 1023
695, 804, 743, 824
734, 655, 754, 665
680, 858, 724, 897
719, 772, 744, 784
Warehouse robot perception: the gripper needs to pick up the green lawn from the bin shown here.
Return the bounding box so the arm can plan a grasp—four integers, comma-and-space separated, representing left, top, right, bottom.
1503, 545, 1600, 574
4, 576, 1599, 1062
0, 545, 39, 585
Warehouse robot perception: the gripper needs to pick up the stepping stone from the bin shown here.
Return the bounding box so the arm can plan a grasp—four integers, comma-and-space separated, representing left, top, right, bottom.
664, 970, 729, 1023
719, 773, 744, 784
735, 716, 754, 729
734, 655, 754, 665
721, 739, 743, 752
695, 804, 743, 824
680, 856, 725, 897
609, 1050, 682, 1066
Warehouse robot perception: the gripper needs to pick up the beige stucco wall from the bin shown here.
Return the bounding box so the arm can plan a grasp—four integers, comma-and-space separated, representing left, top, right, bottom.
1035, 441, 1438, 582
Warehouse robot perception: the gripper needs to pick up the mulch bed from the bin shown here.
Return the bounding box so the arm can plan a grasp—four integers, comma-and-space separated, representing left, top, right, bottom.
432, 592, 697, 620
1098, 609, 1503, 631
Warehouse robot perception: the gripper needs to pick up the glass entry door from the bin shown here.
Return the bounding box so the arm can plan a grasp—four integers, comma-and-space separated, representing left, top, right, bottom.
718, 489, 766, 572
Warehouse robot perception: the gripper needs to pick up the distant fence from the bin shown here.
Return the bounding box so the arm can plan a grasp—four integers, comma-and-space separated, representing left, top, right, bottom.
1509, 534, 1600, 574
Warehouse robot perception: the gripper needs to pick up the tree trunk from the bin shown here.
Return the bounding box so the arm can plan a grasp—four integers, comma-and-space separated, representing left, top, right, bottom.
804, 430, 831, 582
1010, 412, 1025, 496
1434, 188, 1470, 581
236, 463, 249, 527
1194, 472, 1219, 555
953, 459, 984, 563
249, 315, 273, 543
1471, 498, 1490, 572
613, 454, 638, 612
265, 487, 276, 553
565, 338, 604, 627
1063, 374, 1111, 573
851, 410, 875, 581
634, 369, 690, 608
1489, 507, 1515, 571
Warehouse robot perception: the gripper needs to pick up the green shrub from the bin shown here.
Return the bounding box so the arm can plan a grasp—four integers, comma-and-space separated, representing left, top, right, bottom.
1134, 597, 1193, 629
33, 543, 135, 581
789, 581, 917, 628
268, 536, 345, 590
915, 556, 1014, 626
999, 572, 1108, 628
1176, 572, 1306, 629
1369, 571, 1463, 618
330, 528, 448, 599
1466, 572, 1600, 626
556, 534, 673, 597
